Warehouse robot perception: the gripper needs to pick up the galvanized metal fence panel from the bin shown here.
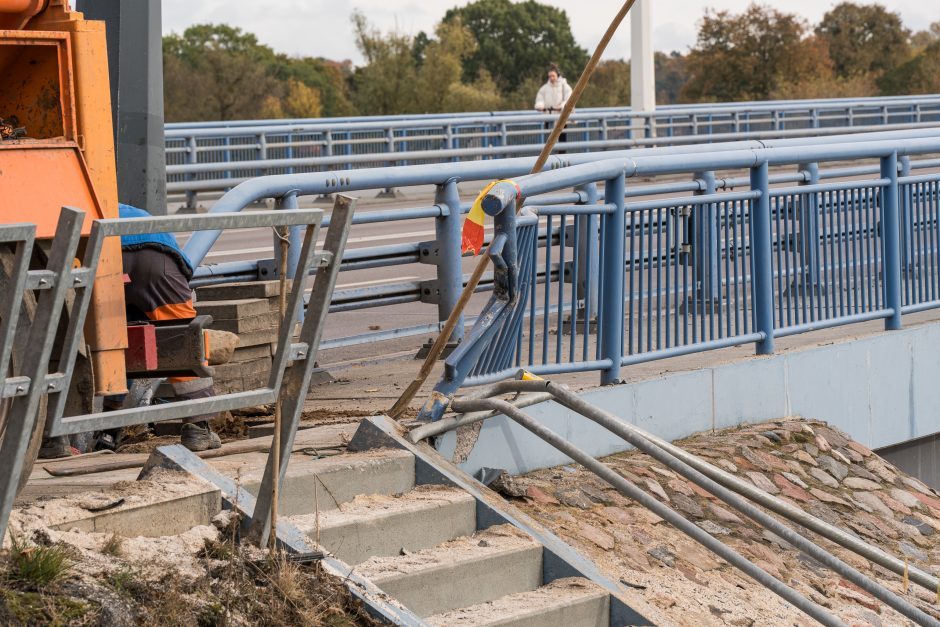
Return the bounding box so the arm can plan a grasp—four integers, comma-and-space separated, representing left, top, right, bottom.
0, 202, 354, 547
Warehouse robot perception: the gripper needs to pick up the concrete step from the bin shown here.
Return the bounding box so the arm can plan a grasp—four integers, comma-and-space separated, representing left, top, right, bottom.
214, 448, 415, 517
356, 524, 542, 617
425, 577, 610, 627
291, 484, 476, 565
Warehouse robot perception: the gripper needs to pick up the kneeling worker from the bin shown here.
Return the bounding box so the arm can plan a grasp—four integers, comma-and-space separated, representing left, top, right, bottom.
118, 204, 223, 451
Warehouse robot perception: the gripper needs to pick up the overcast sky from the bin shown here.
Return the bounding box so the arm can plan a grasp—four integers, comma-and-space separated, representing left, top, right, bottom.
162, 1, 936, 65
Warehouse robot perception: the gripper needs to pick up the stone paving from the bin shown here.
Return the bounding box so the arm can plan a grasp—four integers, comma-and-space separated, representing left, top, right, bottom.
500, 418, 940, 625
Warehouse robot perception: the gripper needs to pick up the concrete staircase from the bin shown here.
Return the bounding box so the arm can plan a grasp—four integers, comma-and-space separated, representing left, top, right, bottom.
278, 447, 612, 626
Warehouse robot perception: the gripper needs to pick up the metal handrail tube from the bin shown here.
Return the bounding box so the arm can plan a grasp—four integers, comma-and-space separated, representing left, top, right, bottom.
165, 95, 940, 134
490, 382, 939, 624
464, 379, 940, 598
448, 395, 846, 627
167, 122, 940, 179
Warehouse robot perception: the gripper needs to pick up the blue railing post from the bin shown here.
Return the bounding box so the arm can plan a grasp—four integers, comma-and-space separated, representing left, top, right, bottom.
575, 182, 600, 331
899, 155, 914, 280
185, 136, 198, 211
693, 170, 719, 304
600, 172, 626, 384
434, 178, 465, 345
273, 191, 304, 280
798, 162, 820, 288
750, 161, 776, 355
881, 152, 903, 331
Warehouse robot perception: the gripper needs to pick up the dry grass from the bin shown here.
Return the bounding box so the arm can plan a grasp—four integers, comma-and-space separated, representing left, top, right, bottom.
99, 533, 123, 557
1, 519, 376, 626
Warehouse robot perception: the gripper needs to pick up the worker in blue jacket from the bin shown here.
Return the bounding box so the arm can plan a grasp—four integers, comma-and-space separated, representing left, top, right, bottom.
117, 204, 222, 451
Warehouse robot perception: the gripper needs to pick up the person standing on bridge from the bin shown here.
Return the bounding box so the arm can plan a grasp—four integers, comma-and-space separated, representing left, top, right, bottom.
534, 63, 572, 150
534, 63, 572, 113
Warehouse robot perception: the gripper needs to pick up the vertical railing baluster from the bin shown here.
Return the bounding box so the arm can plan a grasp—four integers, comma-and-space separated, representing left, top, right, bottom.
600, 173, 626, 385
881, 152, 903, 330
434, 179, 465, 346
750, 162, 775, 355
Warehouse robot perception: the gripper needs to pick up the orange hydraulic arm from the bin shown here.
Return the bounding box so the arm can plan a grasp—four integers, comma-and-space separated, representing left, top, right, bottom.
0, 0, 128, 395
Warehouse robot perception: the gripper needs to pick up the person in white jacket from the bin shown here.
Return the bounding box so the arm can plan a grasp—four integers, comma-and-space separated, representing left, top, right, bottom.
534, 63, 572, 113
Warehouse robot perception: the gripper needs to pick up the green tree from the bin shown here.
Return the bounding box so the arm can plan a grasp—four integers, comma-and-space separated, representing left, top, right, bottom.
163, 24, 279, 121
815, 2, 910, 79
681, 5, 832, 102
442, 70, 504, 112
349, 11, 419, 115
442, 0, 588, 93
911, 22, 940, 53
879, 41, 940, 95
414, 20, 479, 113
268, 56, 355, 118
655, 52, 688, 104
578, 60, 630, 108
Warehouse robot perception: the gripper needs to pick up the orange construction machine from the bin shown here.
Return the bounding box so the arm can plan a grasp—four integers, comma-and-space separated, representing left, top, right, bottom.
0, 0, 128, 395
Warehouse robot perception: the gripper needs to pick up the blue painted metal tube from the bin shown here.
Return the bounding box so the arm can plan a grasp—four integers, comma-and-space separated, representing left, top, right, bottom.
600, 173, 626, 385
772, 178, 889, 196
621, 333, 767, 368
435, 179, 465, 343
881, 152, 903, 330
774, 309, 893, 338
625, 190, 760, 212
183, 131, 940, 267
900, 173, 940, 185
798, 162, 822, 294
537, 204, 616, 215
750, 162, 776, 355
464, 359, 616, 386
274, 192, 303, 279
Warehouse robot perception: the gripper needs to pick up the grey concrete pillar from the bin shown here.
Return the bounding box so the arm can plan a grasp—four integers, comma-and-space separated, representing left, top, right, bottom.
77, 0, 167, 215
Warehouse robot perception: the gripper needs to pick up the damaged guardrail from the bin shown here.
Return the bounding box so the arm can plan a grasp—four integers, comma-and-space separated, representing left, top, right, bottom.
0, 200, 354, 547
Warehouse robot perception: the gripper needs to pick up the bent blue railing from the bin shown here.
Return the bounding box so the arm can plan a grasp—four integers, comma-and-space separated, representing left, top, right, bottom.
415, 134, 940, 402
183, 128, 940, 380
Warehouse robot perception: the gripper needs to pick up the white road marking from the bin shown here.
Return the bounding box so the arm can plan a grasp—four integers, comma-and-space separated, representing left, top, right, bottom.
337, 276, 420, 289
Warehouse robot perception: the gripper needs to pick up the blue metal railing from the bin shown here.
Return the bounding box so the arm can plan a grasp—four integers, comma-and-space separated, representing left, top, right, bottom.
166, 95, 940, 207
183, 128, 940, 373
408, 132, 940, 402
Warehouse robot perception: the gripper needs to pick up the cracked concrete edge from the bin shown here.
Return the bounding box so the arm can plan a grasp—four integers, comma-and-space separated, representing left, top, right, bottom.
141, 444, 428, 626
348, 416, 655, 627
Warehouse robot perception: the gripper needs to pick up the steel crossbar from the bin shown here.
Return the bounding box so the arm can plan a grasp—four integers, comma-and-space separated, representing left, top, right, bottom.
0, 202, 354, 545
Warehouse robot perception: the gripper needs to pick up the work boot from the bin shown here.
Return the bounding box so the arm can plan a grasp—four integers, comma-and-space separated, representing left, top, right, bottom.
39, 435, 73, 459
181, 422, 222, 452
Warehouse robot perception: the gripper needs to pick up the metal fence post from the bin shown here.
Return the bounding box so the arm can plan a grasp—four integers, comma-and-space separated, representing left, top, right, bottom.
899, 155, 914, 280
881, 152, 903, 331
600, 173, 626, 385
434, 178, 465, 346
184, 135, 198, 211
797, 162, 820, 289
575, 182, 600, 332
693, 170, 719, 305
274, 191, 303, 280
750, 162, 775, 355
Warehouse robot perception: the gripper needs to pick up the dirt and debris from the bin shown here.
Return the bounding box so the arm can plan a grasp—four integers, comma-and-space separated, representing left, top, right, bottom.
502, 418, 940, 625
2, 479, 377, 626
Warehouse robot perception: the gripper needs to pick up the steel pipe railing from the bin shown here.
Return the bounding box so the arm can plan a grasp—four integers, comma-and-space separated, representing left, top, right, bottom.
443, 382, 940, 625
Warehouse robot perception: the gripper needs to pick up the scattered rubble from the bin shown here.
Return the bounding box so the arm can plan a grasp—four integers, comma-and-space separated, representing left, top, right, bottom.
1, 472, 377, 626
504, 418, 940, 625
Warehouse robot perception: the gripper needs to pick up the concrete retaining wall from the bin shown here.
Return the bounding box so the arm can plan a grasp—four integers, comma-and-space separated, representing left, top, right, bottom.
436, 321, 940, 477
